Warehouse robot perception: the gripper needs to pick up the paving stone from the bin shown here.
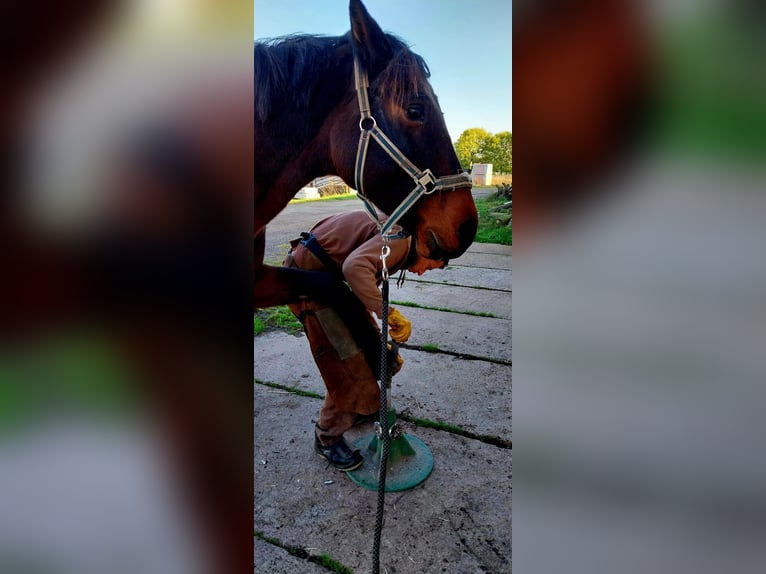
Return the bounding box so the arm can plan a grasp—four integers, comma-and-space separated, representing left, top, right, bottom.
392, 352, 512, 440
402, 306, 511, 363
254, 384, 512, 574
253, 538, 328, 574
392, 282, 512, 320
464, 242, 512, 255
401, 266, 511, 292
254, 332, 511, 439
449, 251, 512, 271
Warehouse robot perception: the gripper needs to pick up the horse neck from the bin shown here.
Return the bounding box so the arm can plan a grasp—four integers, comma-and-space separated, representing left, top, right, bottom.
255, 42, 354, 228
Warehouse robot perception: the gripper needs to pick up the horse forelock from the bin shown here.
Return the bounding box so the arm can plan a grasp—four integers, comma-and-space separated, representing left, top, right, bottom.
372, 39, 434, 108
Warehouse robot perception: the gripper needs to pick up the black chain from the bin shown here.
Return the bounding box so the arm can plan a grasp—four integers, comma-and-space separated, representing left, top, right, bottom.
372, 276, 391, 574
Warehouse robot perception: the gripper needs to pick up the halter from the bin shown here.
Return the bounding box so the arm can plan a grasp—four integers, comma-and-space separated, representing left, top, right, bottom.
352, 55, 472, 238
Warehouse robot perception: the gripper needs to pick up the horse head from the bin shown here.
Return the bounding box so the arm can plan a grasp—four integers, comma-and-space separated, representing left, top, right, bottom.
253, 0, 479, 308
330, 0, 478, 261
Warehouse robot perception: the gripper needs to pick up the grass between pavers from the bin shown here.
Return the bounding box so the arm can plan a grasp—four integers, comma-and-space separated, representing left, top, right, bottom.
254, 299, 504, 336
255, 530, 354, 574
474, 195, 512, 245
398, 413, 512, 449
256, 379, 323, 400
391, 300, 499, 318
396, 278, 511, 294
254, 379, 510, 449
254, 306, 303, 335
399, 343, 512, 367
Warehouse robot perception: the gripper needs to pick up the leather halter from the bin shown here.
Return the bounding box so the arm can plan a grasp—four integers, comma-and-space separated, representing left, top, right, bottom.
352, 55, 472, 238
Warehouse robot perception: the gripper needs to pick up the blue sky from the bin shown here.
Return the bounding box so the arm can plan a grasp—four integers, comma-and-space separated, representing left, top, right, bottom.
254, 0, 512, 141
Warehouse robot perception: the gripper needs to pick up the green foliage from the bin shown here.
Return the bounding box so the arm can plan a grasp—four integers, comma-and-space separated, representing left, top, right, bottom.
474, 196, 512, 245
454, 128, 512, 173
475, 226, 512, 245
484, 131, 512, 173
454, 127, 492, 169
253, 306, 303, 335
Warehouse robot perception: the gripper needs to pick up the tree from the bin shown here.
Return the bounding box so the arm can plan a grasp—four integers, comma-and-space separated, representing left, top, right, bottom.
454, 128, 491, 170
482, 131, 512, 173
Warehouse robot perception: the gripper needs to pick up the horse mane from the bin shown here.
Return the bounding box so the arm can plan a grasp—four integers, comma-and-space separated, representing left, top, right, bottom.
254, 34, 342, 121
254, 32, 433, 122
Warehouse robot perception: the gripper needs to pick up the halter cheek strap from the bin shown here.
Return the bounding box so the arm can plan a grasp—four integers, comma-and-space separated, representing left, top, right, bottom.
352, 56, 472, 238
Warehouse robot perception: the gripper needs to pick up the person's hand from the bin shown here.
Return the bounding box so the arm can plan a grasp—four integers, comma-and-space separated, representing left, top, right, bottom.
387, 343, 404, 375
388, 308, 411, 343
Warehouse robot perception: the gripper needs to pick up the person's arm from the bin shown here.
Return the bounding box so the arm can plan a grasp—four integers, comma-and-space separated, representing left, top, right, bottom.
342, 235, 410, 318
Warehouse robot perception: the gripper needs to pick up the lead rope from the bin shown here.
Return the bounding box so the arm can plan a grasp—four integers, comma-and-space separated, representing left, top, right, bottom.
372, 239, 392, 574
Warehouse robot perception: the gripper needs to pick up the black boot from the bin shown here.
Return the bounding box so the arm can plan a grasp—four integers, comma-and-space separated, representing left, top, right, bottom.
314, 434, 363, 471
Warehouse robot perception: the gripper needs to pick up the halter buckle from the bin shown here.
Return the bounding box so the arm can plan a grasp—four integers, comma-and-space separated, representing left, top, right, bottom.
418, 169, 437, 194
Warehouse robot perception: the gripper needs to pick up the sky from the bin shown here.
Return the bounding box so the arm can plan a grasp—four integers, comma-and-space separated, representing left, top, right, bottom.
254, 0, 512, 141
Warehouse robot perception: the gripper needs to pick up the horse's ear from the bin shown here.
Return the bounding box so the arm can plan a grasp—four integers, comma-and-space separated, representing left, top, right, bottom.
349, 0, 391, 77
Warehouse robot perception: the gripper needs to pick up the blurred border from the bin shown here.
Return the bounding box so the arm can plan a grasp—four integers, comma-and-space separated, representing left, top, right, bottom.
1, 2, 253, 573
515, 1, 766, 572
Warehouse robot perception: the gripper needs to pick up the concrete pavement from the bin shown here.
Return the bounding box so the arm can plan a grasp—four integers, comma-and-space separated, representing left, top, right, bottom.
255, 193, 511, 573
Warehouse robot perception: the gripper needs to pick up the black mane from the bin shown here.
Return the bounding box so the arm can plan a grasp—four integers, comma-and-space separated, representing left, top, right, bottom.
254, 34, 345, 122
254, 32, 432, 122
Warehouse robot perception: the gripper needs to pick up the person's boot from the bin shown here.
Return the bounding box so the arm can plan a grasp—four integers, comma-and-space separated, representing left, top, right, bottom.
314, 433, 363, 471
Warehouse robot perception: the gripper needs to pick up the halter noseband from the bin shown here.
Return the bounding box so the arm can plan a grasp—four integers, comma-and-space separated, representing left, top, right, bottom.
352, 55, 472, 238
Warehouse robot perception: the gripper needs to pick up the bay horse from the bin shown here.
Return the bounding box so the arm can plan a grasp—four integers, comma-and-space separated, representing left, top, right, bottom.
254, 0, 478, 308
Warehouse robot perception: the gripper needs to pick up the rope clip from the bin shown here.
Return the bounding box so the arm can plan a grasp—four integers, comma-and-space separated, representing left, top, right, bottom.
380, 241, 391, 281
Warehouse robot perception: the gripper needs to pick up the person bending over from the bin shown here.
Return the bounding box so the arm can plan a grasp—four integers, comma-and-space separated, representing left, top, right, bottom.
283, 210, 447, 471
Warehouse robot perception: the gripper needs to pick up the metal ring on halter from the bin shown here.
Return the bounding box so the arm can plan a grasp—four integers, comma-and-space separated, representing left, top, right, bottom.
359, 116, 377, 131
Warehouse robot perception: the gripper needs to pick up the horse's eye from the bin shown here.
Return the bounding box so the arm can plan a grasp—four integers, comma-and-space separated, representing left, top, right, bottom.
405, 104, 425, 122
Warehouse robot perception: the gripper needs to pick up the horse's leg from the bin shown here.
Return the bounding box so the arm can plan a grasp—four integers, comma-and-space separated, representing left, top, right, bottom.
254, 231, 351, 308
254, 264, 348, 308
255, 230, 383, 373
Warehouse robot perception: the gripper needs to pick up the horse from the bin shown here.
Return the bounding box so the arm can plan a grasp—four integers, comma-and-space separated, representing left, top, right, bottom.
254, 0, 478, 308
